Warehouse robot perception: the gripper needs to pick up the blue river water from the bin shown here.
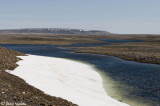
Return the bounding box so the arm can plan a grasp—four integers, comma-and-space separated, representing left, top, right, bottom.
0, 39, 159, 106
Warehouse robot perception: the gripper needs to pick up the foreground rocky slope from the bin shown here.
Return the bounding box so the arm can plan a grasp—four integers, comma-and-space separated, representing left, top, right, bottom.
0, 47, 77, 106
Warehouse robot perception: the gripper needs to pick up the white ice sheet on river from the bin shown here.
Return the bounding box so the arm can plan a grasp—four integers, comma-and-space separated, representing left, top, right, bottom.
7, 55, 129, 106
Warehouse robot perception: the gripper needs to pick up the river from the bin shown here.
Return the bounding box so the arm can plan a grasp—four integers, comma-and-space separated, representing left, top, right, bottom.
0, 39, 160, 106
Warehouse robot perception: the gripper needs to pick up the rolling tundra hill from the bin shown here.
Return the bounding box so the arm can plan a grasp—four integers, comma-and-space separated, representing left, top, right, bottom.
0, 28, 111, 35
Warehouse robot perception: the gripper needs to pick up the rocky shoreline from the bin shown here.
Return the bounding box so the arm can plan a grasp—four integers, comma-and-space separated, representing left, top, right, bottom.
0, 47, 77, 106
67, 41, 160, 65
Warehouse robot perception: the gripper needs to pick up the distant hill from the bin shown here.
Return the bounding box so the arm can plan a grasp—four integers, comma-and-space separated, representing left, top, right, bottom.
0, 28, 111, 35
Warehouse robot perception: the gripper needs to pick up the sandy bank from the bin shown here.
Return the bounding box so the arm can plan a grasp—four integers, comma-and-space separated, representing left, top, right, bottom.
7, 55, 129, 106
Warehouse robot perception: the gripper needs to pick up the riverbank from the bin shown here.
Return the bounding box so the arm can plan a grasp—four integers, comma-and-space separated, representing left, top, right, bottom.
67, 41, 160, 65
7, 54, 129, 106
0, 47, 76, 106
1, 33, 160, 65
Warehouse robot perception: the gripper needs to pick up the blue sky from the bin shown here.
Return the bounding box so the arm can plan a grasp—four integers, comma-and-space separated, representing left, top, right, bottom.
0, 0, 160, 34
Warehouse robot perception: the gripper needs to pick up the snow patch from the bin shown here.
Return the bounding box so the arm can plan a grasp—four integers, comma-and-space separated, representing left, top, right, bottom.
7, 55, 129, 106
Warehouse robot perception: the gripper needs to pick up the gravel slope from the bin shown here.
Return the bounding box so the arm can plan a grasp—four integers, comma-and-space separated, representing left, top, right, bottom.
0, 47, 77, 106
